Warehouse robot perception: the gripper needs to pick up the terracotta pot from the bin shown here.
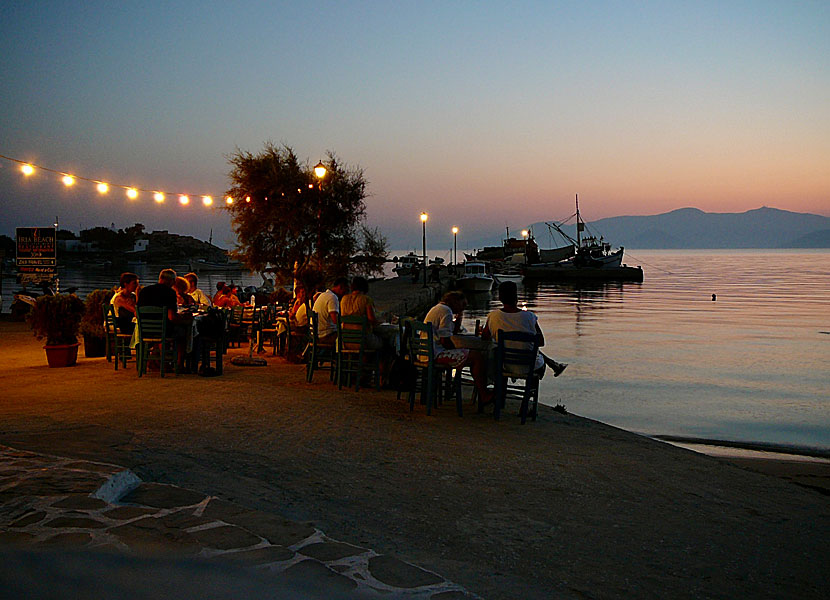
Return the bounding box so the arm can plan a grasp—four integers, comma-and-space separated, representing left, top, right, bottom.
83, 335, 107, 358
44, 342, 81, 368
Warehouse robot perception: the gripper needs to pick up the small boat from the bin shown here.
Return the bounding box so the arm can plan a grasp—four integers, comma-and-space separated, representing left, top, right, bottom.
456, 261, 494, 293
523, 195, 643, 282
392, 252, 421, 277
188, 258, 245, 273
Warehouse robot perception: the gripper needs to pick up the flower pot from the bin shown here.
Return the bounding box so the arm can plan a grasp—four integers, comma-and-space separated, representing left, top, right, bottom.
83, 335, 107, 358
44, 343, 81, 368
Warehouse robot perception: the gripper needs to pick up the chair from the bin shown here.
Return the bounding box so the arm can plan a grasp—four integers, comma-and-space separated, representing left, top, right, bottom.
198, 308, 227, 375
306, 311, 336, 383
494, 330, 540, 424
259, 305, 287, 356
407, 321, 462, 416
104, 304, 132, 370
336, 315, 381, 391
227, 306, 244, 347
135, 306, 178, 377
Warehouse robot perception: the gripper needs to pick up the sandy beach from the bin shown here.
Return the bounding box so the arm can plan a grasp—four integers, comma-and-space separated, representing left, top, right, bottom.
0, 317, 828, 599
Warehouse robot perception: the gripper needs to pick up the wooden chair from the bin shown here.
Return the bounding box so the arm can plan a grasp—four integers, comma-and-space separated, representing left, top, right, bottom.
494, 330, 540, 424
336, 315, 381, 391
135, 306, 178, 377
407, 321, 462, 416
198, 309, 227, 375
227, 306, 245, 347
306, 311, 335, 383
104, 304, 132, 370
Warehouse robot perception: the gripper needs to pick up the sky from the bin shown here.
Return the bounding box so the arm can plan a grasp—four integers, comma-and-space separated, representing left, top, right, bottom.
1, 0, 828, 251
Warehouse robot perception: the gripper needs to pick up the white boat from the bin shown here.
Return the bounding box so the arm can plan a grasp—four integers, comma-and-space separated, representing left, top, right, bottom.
392, 252, 421, 277
456, 261, 494, 293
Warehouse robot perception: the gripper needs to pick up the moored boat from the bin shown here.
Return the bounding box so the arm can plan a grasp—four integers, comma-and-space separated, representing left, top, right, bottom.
392, 252, 421, 277
456, 261, 494, 293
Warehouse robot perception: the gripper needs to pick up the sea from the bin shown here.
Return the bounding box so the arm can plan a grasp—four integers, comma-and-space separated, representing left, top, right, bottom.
2, 249, 828, 453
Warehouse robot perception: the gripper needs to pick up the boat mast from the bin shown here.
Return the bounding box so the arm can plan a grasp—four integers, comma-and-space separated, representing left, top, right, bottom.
575, 194, 581, 248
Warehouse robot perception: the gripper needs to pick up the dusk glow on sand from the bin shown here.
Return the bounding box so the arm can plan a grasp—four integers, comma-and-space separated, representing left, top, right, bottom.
1, 1, 827, 249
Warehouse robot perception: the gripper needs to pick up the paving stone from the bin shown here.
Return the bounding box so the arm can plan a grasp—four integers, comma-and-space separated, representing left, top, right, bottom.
102, 506, 158, 520
9, 510, 47, 528
368, 555, 444, 588
120, 483, 206, 509
63, 461, 121, 474
220, 511, 317, 547
157, 511, 214, 529
51, 496, 108, 510
201, 498, 248, 521
431, 591, 475, 599
38, 532, 92, 547
188, 525, 262, 550
279, 559, 358, 595
107, 517, 202, 555
7, 472, 109, 496
0, 530, 36, 545
298, 541, 367, 562
215, 545, 295, 564
44, 516, 108, 529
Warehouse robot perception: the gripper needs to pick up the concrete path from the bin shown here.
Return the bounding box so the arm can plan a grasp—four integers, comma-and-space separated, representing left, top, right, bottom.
0, 445, 476, 599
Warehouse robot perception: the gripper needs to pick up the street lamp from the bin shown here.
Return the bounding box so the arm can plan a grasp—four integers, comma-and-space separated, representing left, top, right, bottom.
451, 226, 459, 266
521, 229, 529, 263
420, 212, 428, 287
314, 161, 327, 265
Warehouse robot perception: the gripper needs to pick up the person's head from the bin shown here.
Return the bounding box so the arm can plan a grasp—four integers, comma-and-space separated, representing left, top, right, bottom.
294, 285, 307, 301
498, 281, 518, 308
184, 272, 198, 292
158, 269, 177, 286
350, 276, 369, 294
441, 291, 467, 313
173, 277, 189, 297
119, 272, 139, 292
216, 281, 225, 292
331, 276, 350, 297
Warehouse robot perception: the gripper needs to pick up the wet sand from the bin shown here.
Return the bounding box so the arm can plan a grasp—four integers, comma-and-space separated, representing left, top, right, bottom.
1, 318, 828, 599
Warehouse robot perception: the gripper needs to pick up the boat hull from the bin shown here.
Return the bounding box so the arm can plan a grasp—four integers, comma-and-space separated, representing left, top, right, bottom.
456, 276, 494, 292
522, 264, 643, 283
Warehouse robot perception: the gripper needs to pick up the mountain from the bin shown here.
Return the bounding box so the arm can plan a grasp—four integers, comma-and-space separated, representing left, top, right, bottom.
527, 207, 830, 249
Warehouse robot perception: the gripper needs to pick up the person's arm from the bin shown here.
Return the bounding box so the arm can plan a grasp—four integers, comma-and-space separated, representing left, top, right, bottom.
535, 322, 545, 347
480, 324, 492, 341
366, 302, 378, 327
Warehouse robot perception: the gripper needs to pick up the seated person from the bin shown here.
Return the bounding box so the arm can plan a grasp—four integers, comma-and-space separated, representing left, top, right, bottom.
137, 268, 193, 371
184, 272, 211, 307
113, 272, 139, 334
289, 285, 310, 329
212, 281, 226, 305
423, 291, 492, 404
214, 284, 242, 308
173, 277, 197, 308
340, 276, 381, 350
481, 281, 567, 377
311, 277, 350, 346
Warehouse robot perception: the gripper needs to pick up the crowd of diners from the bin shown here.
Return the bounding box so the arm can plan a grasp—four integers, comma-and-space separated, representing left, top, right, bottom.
110, 268, 567, 397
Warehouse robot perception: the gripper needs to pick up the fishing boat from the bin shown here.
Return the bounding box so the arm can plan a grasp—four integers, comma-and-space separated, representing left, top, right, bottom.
392, 252, 421, 277
522, 196, 643, 282
456, 261, 494, 293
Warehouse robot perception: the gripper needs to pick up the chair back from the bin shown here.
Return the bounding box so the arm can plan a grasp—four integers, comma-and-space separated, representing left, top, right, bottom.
229, 305, 244, 325
309, 310, 330, 347
408, 320, 435, 365
136, 306, 168, 342
338, 315, 368, 352
496, 330, 539, 379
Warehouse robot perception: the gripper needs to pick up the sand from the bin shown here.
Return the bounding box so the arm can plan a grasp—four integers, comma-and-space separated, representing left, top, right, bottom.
1, 318, 828, 599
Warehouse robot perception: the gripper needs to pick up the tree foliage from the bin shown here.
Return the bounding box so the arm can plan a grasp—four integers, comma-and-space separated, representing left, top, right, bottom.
225, 143, 387, 285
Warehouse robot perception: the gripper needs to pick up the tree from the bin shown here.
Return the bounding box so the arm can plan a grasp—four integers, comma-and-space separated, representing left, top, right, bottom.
225, 143, 387, 285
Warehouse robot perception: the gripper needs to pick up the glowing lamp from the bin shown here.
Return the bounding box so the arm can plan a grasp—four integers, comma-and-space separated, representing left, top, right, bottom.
21, 164, 34, 176
452, 226, 459, 234
521, 229, 529, 238
62, 175, 75, 186
202, 195, 213, 207
245, 196, 251, 203
179, 195, 189, 205
97, 182, 109, 193
420, 212, 428, 223
314, 161, 327, 179
126, 188, 138, 199
225, 196, 234, 205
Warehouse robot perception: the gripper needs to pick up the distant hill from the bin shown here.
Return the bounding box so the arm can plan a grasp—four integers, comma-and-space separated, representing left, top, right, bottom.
527, 207, 830, 249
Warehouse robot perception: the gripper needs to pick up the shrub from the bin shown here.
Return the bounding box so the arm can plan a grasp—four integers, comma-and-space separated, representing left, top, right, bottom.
79, 288, 115, 338
27, 294, 85, 346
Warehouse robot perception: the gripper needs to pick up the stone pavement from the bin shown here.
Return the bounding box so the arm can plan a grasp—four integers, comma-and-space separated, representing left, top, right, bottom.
0, 445, 477, 599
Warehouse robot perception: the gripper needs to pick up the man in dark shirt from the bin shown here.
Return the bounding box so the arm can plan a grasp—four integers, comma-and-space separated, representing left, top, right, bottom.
137, 269, 192, 371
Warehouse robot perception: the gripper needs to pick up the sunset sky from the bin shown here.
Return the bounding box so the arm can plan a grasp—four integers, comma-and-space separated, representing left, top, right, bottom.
1, 1, 827, 250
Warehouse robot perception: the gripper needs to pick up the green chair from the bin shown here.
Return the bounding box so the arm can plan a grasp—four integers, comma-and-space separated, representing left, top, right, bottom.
493, 330, 540, 424
336, 315, 381, 391
135, 306, 178, 377
198, 308, 227, 375
104, 304, 132, 370
406, 321, 462, 416
306, 311, 336, 383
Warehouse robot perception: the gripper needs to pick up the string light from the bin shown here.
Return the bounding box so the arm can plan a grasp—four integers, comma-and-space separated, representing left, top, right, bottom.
0, 152, 226, 210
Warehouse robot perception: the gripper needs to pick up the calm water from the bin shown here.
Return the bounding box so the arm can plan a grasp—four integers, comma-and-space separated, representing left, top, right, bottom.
462, 250, 830, 452
4, 250, 828, 451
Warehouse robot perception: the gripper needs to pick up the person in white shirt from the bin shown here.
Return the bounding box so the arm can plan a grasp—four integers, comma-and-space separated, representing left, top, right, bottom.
312, 276, 350, 345
423, 291, 493, 404
184, 273, 212, 307
481, 281, 567, 377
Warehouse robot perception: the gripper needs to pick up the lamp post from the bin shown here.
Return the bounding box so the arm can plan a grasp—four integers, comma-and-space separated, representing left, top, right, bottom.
521, 229, 529, 263
313, 161, 327, 266
451, 226, 458, 266
420, 212, 428, 287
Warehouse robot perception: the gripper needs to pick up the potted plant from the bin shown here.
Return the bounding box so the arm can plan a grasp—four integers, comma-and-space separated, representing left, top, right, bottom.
27, 293, 86, 367
79, 288, 115, 358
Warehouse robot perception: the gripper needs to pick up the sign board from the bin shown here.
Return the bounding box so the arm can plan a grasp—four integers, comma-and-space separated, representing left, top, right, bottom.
16, 227, 57, 282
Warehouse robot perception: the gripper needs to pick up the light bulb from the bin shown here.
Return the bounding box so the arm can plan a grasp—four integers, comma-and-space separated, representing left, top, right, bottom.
62, 175, 75, 186
154, 192, 165, 203
21, 164, 34, 176
97, 182, 109, 193
126, 188, 138, 199
179, 195, 189, 205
